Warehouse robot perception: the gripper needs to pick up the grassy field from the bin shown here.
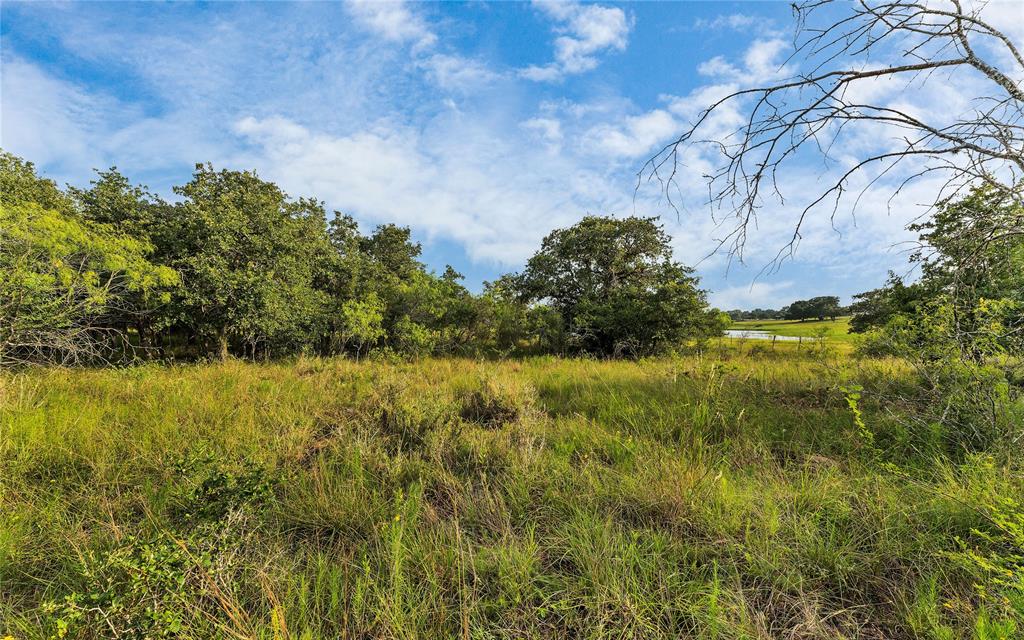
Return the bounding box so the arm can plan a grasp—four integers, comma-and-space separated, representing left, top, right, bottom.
731, 317, 854, 342
2, 349, 1022, 638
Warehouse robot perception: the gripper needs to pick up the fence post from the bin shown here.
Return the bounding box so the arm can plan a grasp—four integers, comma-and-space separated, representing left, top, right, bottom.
798, 336, 802, 350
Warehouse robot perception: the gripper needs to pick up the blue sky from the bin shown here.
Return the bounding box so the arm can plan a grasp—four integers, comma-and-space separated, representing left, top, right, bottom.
3, 1, 1020, 308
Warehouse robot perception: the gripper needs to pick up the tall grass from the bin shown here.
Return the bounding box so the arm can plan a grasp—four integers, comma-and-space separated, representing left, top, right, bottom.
1, 349, 1020, 638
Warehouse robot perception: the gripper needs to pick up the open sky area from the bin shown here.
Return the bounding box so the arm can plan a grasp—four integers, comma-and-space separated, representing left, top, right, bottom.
3, 0, 1021, 308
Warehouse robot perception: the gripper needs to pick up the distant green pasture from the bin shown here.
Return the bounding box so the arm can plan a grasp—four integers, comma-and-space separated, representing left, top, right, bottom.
731, 316, 854, 342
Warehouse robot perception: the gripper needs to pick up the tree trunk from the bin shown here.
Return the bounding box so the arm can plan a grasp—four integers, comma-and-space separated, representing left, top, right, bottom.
218, 327, 229, 361
136, 320, 153, 357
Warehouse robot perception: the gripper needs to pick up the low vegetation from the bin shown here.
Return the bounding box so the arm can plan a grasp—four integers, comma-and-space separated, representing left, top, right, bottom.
2, 349, 1022, 639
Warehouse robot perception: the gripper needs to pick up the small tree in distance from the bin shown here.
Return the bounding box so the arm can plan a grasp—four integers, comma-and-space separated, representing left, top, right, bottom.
782, 296, 842, 322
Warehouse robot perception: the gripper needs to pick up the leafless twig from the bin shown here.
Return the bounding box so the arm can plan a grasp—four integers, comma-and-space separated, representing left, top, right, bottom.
640, 0, 1023, 270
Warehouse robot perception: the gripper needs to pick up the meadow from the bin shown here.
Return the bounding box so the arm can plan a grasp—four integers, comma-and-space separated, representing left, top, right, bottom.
730, 317, 854, 342
2, 346, 1022, 639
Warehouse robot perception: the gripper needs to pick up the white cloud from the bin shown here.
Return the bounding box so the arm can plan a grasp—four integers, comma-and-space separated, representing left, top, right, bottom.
34, 7, 399, 134
521, 117, 563, 145
0, 58, 105, 171
693, 13, 783, 39
587, 109, 677, 158
743, 39, 788, 77
521, 0, 632, 81
965, 0, 1024, 49
342, 3, 500, 95
572, 82, 746, 165
695, 14, 759, 31
345, 0, 437, 49
0, 57, 223, 186
697, 38, 789, 82
418, 54, 500, 92
696, 56, 739, 79
232, 115, 621, 265
520, 64, 565, 83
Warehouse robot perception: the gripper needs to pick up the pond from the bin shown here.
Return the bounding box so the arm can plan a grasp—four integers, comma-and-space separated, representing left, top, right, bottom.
723, 329, 803, 342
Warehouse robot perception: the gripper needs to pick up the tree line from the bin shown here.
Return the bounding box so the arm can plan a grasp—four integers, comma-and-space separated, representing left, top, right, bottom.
727, 296, 845, 322
4, 145, 1019, 368
0, 151, 727, 366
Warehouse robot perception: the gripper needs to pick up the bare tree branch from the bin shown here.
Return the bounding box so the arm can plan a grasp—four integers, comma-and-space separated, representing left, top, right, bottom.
640, 0, 1023, 269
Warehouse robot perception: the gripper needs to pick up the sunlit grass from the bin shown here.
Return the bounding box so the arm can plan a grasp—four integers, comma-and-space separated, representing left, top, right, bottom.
1, 351, 1020, 638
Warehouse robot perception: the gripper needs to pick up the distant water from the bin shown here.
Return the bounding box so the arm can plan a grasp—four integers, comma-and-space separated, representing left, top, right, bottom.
723, 329, 802, 342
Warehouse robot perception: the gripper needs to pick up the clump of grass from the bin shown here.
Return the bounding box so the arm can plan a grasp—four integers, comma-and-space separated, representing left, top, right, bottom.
459, 371, 538, 428
370, 376, 458, 452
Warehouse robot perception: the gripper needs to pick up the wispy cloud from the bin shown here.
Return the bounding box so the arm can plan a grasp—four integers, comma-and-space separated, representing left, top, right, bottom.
521, 0, 632, 81
695, 14, 758, 31
520, 117, 563, 148
343, 1, 500, 95
693, 13, 781, 37
418, 54, 500, 92
232, 114, 607, 265
0, 56, 225, 187
345, 0, 437, 49
586, 109, 677, 159
696, 38, 790, 82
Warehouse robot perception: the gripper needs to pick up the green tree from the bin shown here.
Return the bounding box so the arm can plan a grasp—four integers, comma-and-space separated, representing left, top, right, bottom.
852, 187, 1023, 454
783, 296, 840, 321
0, 202, 178, 366
910, 186, 1023, 353
812, 296, 841, 321
849, 274, 924, 334
0, 150, 75, 214
361, 223, 423, 281
338, 293, 386, 358
389, 267, 479, 355
171, 164, 329, 359
70, 167, 157, 233
782, 300, 807, 321
324, 213, 365, 299
474, 275, 538, 355
350, 223, 478, 356
318, 217, 482, 358
726, 308, 780, 321
69, 168, 181, 349
515, 216, 721, 356
852, 186, 1023, 356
